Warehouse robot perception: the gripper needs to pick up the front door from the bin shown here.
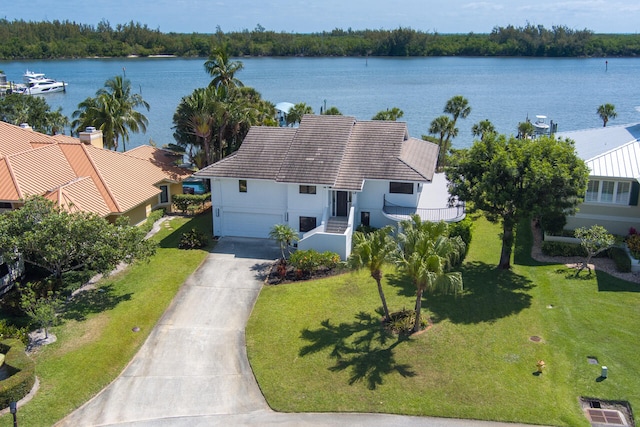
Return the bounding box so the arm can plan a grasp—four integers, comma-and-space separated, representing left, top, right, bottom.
336, 191, 348, 217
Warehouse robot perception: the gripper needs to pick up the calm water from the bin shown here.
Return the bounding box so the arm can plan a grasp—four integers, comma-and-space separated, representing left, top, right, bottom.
1, 56, 640, 150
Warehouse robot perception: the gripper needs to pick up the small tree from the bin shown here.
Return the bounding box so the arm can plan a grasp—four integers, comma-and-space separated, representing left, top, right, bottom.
269, 224, 299, 260
574, 225, 615, 276
20, 283, 63, 339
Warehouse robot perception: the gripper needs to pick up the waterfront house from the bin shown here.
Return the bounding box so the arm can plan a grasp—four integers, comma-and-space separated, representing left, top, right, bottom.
0, 121, 191, 292
556, 123, 640, 235
0, 121, 191, 223
194, 115, 465, 259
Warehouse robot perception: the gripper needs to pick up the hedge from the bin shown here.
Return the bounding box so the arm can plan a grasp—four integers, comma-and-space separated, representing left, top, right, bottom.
0, 338, 35, 408
608, 247, 632, 273
172, 193, 210, 214
541, 241, 587, 257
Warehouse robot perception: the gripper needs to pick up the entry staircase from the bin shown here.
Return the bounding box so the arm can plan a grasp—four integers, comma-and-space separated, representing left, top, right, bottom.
326, 216, 349, 234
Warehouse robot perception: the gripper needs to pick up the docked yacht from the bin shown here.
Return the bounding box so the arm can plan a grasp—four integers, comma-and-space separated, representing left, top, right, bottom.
23, 70, 67, 94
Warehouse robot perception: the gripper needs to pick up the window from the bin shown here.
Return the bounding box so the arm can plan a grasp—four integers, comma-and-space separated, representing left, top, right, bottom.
299, 185, 317, 194
585, 179, 632, 205
159, 185, 169, 204
239, 180, 247, 193
360, 211, 370, 227
389, 182, 413, 194
585, 180, 599, 202
616, 181, 631, 203
299, 216, 317, 232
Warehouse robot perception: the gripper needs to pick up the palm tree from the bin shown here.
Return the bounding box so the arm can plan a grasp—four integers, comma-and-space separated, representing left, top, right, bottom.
429, 115, 456, 169
517, 121, 535, 139
204, 45, 244, 89
269, 224, 299, 260
323, 106, 342, 115
372, 107, 404, 121
471, 119, 496, 140
444, 95, 471, 125
348, 226, 396, 320
172, 85, 275, 167
398, 236, 464, 333
72, 76, 149, 151
397, 216, 464, 333
286, 102, 314, 126
597, 103, 617, 127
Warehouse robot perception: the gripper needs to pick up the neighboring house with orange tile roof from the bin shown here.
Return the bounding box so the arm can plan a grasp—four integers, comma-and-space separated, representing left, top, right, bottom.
0, 121, 192, 224
195, 115, 465, 259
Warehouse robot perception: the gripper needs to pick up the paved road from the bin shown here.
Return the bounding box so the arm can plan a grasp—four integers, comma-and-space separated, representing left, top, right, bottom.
57, 237, 539, 427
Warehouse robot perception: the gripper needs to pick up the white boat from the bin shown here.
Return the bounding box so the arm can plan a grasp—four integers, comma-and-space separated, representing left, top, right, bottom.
22, 70, 67, 95
23, 70, 47, 83
532, 115, 550, 134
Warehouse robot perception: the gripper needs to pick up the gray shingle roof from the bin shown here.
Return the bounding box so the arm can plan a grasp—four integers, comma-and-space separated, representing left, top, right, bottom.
195, 115, 439, 190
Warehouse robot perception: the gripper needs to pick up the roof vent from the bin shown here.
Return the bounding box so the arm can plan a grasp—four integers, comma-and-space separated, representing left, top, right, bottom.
86, 126, 96, 133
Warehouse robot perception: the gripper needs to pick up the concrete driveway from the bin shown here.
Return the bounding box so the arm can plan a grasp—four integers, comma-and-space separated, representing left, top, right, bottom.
57, 237, 539, 427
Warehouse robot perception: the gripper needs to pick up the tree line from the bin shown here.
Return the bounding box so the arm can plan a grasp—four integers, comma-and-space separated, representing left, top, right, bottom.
2, 19, 640, 59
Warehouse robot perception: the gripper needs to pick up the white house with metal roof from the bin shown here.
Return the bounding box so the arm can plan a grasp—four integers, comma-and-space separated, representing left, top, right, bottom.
556, 123, 640, 235
194, 115, 465, 259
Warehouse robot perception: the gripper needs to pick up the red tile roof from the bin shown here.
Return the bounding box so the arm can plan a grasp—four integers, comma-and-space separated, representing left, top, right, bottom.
0, 121, 191, 217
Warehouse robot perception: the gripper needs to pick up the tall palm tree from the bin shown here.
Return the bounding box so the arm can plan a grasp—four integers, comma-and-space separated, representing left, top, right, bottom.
397, 216, 464, 333
204, 45, 244, 89
597, 103, 617, 127
471, 119, 496, 140
72, 76, 149, 151
348, 226, 396, 320
444, 95, 471, 125
429, 115, 456, 169
398, 236, 464, 333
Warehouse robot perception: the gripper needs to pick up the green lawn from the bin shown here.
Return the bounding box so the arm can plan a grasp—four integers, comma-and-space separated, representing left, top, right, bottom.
246, 215, 640, 426
0, 214, 212, 427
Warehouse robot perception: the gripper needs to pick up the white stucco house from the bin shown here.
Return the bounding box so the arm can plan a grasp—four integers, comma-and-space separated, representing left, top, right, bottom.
556, 123, 640, 235
194, 115, 465, 259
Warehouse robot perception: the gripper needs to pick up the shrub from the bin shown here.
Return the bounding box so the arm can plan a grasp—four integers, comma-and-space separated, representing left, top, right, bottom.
290, 250, 320, 274
178, 228, 209, 249
0, 320, 28, 346
319, 251, 341, 270
625, 234, 640, 259
0, 338, 35, 408
448, 217, 473, 252
541, 241, 587, 257
289, 250, 341, 275
140, 209, 165, 234
609, 247, 632, 273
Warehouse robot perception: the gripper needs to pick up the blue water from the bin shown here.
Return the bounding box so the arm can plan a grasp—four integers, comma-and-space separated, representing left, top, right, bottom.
1, 56, 639, 151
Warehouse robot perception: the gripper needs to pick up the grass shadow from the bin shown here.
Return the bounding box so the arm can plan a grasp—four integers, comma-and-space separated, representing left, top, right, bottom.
435, 261, 533, 324
595, 269, 640, 292
387, 261, 534, 325
299, 311, 416, 389
62, 284, 132, 321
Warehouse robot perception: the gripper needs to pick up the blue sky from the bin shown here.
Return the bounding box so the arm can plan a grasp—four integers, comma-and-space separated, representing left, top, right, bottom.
3, 0, 640, 34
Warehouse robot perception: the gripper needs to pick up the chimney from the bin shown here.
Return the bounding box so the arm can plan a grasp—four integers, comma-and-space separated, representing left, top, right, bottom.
79, 127, 104, 149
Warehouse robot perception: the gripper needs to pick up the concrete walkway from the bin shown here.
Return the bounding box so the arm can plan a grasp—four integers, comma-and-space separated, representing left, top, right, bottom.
57, 237, 538, 427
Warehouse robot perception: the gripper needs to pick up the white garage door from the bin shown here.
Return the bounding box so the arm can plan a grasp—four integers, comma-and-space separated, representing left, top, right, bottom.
221, 212, 283, 238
